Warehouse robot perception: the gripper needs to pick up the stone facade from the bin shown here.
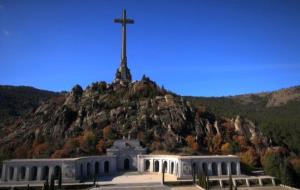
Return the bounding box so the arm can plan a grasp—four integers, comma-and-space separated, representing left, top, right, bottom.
137, 154, 241, 179
0, 140, 241, 184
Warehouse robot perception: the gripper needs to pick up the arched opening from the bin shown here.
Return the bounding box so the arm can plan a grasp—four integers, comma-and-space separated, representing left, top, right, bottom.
124, 158, 130, 170
19, 166, 26, 180
86, 163, 91, 178
9, 167, 14, 180
154, 160, 159, 172
30, 166, 37, 181
104, 161, 110, 174
145, 160, 150, 171
80, 164, 83, 178
231, 162, 237, 175
221, 162, 227, 175
202, 163, 208, 175
212, 162, 218, 176
42, 166, 49, 180
95, 162, 99, 175
54, 166, 61, 180
163, 161, 168, 173
0, 166, 2, 180
171, 162, 174, 174
192, 163, 197, 178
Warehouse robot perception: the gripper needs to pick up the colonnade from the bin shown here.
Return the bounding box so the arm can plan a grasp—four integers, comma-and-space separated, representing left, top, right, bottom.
1, 165, 61, 182
138, 155, 241, 178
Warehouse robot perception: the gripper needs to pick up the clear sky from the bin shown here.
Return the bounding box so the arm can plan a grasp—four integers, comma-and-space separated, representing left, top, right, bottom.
0, 0, 300, 96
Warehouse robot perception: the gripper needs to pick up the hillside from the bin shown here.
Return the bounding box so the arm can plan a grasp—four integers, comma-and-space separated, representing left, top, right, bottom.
0, 78, 267, 161
185, 85, 300, 153
1, 81, 300, 186
0, 85, 57, 136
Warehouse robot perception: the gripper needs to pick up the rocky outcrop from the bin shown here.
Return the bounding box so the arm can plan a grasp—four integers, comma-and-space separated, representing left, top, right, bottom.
0, 78, 269, 158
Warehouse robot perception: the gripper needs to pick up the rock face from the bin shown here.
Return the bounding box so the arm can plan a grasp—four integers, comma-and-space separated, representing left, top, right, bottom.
0, 78, 268, 159
234, 116, 265, 142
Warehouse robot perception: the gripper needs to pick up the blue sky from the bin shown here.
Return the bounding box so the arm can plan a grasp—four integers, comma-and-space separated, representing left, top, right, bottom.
0, 0, 300, 96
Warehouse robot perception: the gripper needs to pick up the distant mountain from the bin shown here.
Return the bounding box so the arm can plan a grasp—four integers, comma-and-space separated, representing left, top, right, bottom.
0, 85, 57, 135
185, 85, 300, 153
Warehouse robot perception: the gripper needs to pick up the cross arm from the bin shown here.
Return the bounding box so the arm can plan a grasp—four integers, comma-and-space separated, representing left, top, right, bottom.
114, 18, 134, 24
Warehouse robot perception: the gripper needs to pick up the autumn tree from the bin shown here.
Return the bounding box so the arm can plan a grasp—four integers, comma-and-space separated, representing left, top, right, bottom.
103, 125, 114, 140
240, 147, 259, 168
79, 130, 96, 154
221, 143, 232, 154
186, 135, 195, 147
96, 139, 106, 154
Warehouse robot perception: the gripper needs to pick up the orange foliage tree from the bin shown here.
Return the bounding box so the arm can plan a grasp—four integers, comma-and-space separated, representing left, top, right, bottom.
240, 147, 259, 167
185, 135, 195, 147
79, 130, 96, 154
221, 142, 232, 154
96, 139, 106, 154
103, 125, 113, 140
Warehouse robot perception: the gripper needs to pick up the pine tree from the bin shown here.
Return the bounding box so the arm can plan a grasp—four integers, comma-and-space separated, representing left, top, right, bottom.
58, 169, 62, 190
229, 174, 233, 190
50, 174, 55, 190
162, 164, 165, 185
45, 179, 49, 190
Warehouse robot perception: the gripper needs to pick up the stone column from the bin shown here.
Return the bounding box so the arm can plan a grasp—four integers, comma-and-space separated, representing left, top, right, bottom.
48, 166, 54, 179
208, 163, 212, 176
236, 162, 241, 175
178, 160, 182, 178
25, 166, 30, 181
258, 178, 263, 186
13, 167, 18, 181
159, 159, 163, 173
37, 166, 42, 181
137, 158, 140, 172
245, 179, 250, 186
227, 162, 231, 175
149, 159, 153, 172
217, 162, 222, 176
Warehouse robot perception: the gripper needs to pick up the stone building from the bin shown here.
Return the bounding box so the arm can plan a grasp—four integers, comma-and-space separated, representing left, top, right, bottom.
0, 139, 241, 184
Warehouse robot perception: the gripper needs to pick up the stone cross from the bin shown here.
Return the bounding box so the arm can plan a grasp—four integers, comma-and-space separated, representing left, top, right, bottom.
114, 9, 134, 68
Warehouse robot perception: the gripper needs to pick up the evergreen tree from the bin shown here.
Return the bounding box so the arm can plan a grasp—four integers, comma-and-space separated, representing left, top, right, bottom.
162, 164, 165, 185
58, 169, 62, 190
50, 174, 55, 190
206, 173, 210, 190
229, 174, 233, 190
45, 179, 49, 190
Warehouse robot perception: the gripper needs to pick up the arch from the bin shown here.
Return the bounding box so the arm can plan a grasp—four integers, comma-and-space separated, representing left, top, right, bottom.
212, 162, 218, 176
86, 163, 91, 177
202, 163, 208, 175
171, 162, 174, 174
124, 158, 130, 170
95, 162, 99, 175
192, 162, 197, 176
221, 162, 227, 175
54, 165, 61, 180
163, 161, 168, 173
30, 166, 37, 181
80, 164, 83, 178
42, 166, 49, 180
9, 167, 14, 180
104, 161, 110, 174
19, 166, 26, 180
154, 160, 159, 172
145, 160, 150, 171
231, 162, 237, 175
